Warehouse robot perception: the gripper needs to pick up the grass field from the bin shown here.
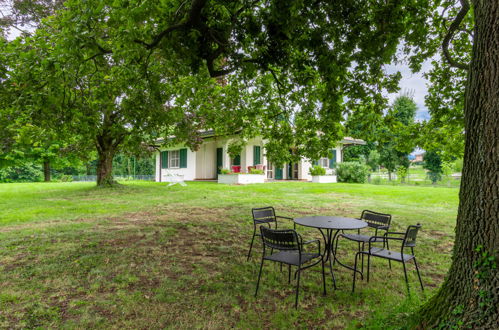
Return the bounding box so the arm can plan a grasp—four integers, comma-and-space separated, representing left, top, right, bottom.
0, 181, 458, 328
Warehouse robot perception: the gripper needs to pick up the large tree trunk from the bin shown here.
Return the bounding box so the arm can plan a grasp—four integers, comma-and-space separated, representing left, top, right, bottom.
95, 130, 122, 186
419, 1, 498, 327
43, 159, 51, 182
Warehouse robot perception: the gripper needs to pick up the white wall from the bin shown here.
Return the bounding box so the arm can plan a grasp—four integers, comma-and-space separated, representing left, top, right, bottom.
156, 147, 197, 181
195, 141, 217, 179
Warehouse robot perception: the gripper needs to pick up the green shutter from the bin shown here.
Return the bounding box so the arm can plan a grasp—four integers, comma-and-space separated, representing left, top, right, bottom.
179, 148, 187, 168
329, 149, 337, 169
253, 146, 261, 165
233, 155, 241, 166
161, 151, 168, 169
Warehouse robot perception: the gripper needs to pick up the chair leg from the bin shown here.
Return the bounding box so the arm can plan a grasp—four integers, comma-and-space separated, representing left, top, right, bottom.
288, 264, 291, 284
361, 242, 365, 274
295, 267, 301, 309
255, 257, 265, 297
367, 254, 371, 283
413, 257, 424, 291
402, 260, 410, 294
386, 240, 392, 269
322, 259, 326, 295
247, 228, 257, 261
352, 252, 360, 293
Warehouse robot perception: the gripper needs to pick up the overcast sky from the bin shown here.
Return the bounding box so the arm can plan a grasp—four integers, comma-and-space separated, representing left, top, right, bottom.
385, 61, 432, 122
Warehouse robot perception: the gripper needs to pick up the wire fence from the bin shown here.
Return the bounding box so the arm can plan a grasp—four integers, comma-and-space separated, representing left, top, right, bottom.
72, 175, 155, 182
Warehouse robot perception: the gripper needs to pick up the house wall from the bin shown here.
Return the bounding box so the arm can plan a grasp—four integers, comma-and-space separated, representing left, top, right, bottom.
156, 147, 197, 181
195, 141, 217, 179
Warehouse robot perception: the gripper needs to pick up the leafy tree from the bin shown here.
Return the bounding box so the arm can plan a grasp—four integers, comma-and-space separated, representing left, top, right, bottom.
423, 151, 443, 184
366, 150, 380, 172
3, 0, 498, 325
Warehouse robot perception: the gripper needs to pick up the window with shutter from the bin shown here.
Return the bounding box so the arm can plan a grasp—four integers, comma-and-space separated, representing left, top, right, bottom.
169, 150, 180, 168
253, 146, 261, 165
161, 151, 168, 169
329, 149, 337, 169
179, 148, 187, 168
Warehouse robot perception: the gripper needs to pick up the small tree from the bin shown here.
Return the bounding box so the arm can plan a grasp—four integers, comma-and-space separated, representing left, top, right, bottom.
424, 151, 443, 184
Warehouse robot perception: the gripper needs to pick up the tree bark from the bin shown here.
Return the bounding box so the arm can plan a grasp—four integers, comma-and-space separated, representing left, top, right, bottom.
43, 159, 51, 182
95, 129, 122, 186
419, 1, 498, 327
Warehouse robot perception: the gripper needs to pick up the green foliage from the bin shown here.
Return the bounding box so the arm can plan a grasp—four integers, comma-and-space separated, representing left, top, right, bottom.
336, 162, 369, 183
248, 168, 264, 174
220, 168, 231, 175
397, 166, 408, 183
366, 150, 381, 171
0, 162, 43, 182
309, 165, 326, 176
453, 159, 463, 172
423, 151, 443, 183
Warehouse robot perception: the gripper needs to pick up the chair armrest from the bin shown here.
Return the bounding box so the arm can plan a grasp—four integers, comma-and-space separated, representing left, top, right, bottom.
368, 235, 403, 249
302, 239, 321, 255
385, 231, 406, 236
276, 216, 294, 221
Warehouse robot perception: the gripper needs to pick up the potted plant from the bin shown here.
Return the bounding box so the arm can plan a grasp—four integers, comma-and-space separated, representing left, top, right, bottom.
309, 165, 337, 183
218, 168, 266, 184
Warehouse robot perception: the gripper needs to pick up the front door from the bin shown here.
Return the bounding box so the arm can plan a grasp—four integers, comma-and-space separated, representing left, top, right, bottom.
275, 167, 283, 180
216, 148, 223, 174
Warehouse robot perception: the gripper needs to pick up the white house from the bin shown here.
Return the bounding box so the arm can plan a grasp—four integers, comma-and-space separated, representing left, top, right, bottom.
154, 131, 364, 182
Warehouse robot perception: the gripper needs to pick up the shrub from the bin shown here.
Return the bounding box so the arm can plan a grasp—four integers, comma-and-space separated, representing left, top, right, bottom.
309, 165, 326, 176
396, 166, 407, 183
0, 163, 43, 182
59, 175, 73, 182
336, 162, 369, 183
453, 159, 463, 172
220, 168, 232, 174
372, 176, 382, 185
249, 168, 264, 174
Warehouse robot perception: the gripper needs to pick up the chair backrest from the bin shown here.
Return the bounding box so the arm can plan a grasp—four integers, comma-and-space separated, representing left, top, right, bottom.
252, 207, 276, 223
403, 224, 422, 247
260, 227, 300, 251
360, 210, 392, 229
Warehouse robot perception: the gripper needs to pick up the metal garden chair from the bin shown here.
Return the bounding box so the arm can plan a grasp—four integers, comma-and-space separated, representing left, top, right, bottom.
352, 224, 424, 294
334, 210, 392, 271
254, 227, 326, 308
247, 206, 296, 261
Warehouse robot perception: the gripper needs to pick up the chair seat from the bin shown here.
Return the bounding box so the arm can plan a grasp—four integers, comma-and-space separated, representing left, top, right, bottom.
340, 233, 384, 243
255, 219, 276, 224
264, 251, 320, 266
368, 247, 415, 262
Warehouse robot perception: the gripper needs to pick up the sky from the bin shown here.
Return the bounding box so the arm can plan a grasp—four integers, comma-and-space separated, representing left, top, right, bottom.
385, 61, 432, 122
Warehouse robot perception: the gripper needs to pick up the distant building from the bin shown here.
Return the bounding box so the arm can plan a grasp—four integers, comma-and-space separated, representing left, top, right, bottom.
412, 152, 425, 163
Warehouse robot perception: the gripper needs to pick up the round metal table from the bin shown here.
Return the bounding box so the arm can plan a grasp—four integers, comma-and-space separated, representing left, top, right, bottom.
294, 216, 367, 289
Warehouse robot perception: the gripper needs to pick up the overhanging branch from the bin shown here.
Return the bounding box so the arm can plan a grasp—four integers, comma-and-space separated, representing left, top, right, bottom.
442, 0, 470, 70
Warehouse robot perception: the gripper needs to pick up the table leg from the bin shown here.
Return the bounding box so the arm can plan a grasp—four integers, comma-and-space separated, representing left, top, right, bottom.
319, 228, 337, 289
331, 229, 364, 280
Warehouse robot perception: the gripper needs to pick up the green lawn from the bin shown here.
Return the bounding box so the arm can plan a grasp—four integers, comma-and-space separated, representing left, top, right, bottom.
0, 181, 458, 328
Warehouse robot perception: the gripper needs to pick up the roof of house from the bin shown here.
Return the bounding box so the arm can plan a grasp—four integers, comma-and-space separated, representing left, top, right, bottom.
154, 131, 365, 146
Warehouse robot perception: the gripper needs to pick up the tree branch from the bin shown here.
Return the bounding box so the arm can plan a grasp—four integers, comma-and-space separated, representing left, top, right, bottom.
442, 0, 470, 70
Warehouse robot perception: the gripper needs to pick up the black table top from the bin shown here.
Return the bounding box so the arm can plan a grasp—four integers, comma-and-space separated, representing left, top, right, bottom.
294, 216, 368, 230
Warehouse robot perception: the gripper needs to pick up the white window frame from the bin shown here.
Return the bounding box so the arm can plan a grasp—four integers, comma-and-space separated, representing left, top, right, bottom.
267, 161, 274, 179
169, 150, 180, 168
319, 157, 329, 168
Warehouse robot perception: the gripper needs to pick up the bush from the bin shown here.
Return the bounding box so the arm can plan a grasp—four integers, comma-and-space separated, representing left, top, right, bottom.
309, 165, 326, 176
220, 168, 232, 174
249, 168, 264, 174
0, 163, 43, 182
372, 176, 382, 185
453, 159, 463, 172
396, 166, 407, 183
59, 175, 73, 182
336, 162, 369, 183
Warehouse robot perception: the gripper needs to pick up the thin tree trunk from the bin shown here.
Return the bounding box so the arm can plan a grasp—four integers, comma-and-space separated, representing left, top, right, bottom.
419, 1, 499, 327
43, 159, 51, 182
